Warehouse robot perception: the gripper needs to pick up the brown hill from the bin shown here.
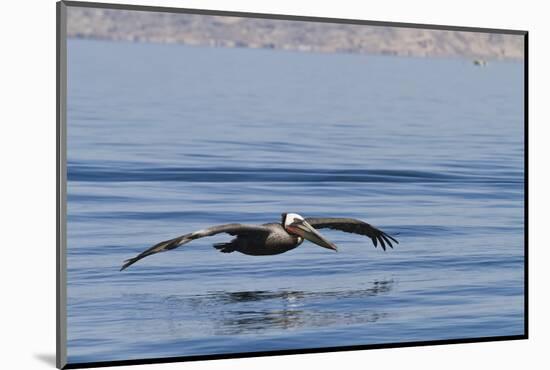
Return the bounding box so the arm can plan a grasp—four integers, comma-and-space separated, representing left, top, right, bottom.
67, 7, 524, 60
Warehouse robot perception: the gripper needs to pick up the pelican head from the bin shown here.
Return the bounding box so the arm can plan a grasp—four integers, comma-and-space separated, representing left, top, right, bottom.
282, 213, 338, 251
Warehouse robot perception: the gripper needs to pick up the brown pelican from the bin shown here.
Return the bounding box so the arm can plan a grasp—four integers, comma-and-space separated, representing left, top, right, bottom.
120, 213, 398, 271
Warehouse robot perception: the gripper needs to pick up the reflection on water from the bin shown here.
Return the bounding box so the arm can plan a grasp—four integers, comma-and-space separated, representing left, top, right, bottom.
201, 280, 393, 303
152, 280, 394, 335
217, 310, 388, 335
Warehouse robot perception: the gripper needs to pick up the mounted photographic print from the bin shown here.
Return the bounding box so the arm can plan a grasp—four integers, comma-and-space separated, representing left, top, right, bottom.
56, 1, 527, 368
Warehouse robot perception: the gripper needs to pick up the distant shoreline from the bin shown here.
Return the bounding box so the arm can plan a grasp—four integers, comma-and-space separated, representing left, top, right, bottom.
67, 36, 525, 65
67, 7, 524, 61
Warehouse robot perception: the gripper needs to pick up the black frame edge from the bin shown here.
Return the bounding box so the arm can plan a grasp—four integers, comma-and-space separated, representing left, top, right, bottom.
63, 335, 527, 369
523, 32, 529, 338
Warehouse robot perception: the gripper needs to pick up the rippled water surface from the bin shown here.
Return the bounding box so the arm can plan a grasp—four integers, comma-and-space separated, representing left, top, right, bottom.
66, 39, 525, 364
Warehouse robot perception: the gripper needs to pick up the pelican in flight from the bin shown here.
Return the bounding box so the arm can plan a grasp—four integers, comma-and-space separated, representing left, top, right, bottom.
120, 213, 398, 271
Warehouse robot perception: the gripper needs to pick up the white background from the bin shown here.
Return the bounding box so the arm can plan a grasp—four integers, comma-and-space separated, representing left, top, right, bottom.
1, 0, 547, 369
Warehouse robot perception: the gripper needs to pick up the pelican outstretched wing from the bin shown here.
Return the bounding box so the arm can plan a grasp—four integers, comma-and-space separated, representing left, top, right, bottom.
120, 224, 270, 271
305, 218, 398, 250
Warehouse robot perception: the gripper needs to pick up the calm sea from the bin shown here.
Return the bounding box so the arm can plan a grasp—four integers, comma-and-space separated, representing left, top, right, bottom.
66, 38, 524, 364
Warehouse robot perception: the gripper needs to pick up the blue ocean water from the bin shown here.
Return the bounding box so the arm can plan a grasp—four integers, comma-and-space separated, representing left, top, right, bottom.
66, 38, 524, 364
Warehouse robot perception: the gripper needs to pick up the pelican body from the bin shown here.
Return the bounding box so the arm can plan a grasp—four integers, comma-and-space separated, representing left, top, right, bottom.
213, 223, 304, 256
121, 213, 397, 271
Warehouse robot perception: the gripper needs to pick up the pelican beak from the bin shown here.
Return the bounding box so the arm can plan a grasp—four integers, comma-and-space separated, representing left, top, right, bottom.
290, 220, 338, 252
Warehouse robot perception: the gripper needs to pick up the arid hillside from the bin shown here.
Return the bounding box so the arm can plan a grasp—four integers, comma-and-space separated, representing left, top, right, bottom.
67, 7, 524, 60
